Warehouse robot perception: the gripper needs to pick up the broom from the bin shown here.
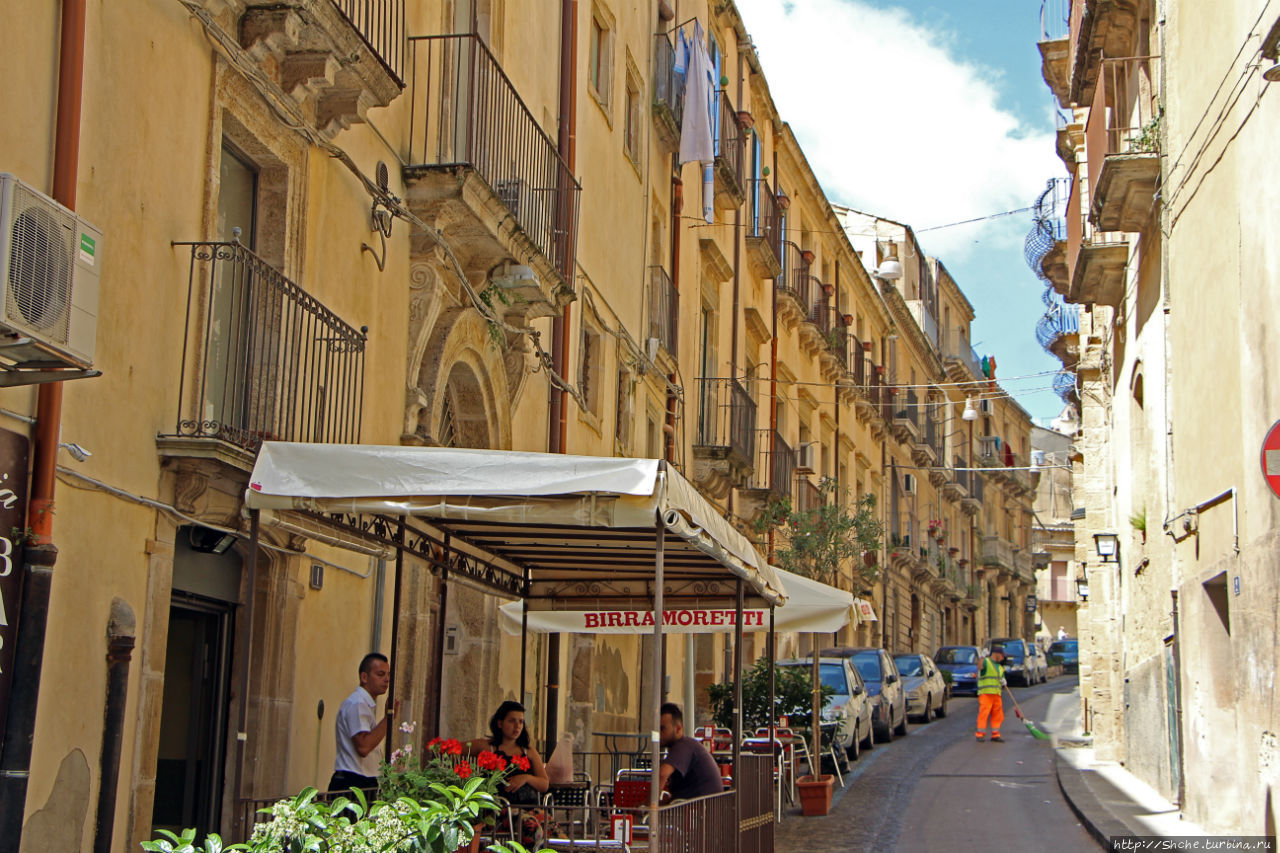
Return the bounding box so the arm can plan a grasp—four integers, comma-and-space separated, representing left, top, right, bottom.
1003, 684, 1051, 740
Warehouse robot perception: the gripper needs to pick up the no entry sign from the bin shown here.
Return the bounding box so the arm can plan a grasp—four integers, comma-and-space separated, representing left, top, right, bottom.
1262, 420, 1280, 500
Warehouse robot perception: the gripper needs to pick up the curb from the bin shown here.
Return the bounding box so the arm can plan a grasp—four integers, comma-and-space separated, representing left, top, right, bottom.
1053, 750, 1130, 851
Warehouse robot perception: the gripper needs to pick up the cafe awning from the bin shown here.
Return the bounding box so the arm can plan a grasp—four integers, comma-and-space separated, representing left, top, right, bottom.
497, 567, 855, 635
243, 443, 786, 607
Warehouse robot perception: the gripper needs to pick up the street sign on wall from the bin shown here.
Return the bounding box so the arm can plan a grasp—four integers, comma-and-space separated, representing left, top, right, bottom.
1263, 420, 1280, 500
0, 428, 30, 748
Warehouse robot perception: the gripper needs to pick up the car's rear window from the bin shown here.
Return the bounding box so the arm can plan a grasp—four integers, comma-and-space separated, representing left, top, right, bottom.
850, 651, 883, 682
935, 648, 976, 664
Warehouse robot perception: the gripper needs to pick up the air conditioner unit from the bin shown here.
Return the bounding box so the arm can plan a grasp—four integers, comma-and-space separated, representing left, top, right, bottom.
979, 398, 994, 415
795, 441, 816, 473
0, 173, 100, 368
903, 473, 917, 494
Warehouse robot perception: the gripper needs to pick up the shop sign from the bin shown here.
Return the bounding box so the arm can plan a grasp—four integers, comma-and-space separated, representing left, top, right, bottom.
0, 428, 30, 745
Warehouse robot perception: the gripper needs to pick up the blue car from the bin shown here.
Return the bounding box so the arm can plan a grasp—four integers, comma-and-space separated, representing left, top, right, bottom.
1048, 638, 1079, 674
933, 645, 982, 696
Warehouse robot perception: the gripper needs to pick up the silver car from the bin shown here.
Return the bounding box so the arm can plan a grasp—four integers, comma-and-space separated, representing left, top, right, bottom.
776, 657, 875, 764
893, 653, 949, 723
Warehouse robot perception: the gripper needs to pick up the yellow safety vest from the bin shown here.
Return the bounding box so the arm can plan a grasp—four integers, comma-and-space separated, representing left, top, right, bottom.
977, 658, 1004, 695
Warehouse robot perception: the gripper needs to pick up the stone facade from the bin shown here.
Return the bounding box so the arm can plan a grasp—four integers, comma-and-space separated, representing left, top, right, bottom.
1037, 0, 1280, 832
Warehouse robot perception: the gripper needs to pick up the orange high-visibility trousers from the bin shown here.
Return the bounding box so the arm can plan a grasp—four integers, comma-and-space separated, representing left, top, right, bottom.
976, 694, 1004, 736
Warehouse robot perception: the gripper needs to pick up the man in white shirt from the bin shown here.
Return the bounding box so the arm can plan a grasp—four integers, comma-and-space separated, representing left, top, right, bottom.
328, 652, 401, 794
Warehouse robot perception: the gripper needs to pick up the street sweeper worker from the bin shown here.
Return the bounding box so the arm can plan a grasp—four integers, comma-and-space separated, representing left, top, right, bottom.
975, 645, 1007, 743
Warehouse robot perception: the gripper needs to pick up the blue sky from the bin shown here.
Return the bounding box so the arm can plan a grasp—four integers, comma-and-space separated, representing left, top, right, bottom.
737, 0, 1069, 421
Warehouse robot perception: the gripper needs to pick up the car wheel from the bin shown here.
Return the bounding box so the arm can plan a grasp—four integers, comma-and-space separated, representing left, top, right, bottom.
860, 720, 875, 751
895, 708, 910, 737
922, 695, 934, 723
936, 695, 947, 718
876, 717, 893, 743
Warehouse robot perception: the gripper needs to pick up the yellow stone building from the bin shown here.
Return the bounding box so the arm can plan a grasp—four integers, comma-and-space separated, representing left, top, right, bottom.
0, 0, 1034, 849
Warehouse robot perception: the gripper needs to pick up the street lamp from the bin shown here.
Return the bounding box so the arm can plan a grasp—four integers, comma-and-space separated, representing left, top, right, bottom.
961, 396, 978, 422
1075, 576, 1090, 601
1093, 532, 1120, 563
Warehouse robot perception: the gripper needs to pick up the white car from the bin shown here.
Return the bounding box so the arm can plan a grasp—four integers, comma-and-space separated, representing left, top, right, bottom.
777, 657, 875, 765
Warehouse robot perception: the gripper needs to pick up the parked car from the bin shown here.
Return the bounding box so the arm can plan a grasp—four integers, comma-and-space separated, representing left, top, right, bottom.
987, 638, 1045, 686
1048, 638, 1079, 674
822, 647, 908, 742
1028, 643, 1050, 682
776, 658, 874, 764
933, 645, 982, 696
893, 653, 949, 722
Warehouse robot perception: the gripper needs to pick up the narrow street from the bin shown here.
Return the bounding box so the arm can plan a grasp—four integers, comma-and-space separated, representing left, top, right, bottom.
776, 678, 1097, 852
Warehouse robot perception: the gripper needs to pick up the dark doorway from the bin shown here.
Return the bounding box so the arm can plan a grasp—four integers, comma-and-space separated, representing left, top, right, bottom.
152, 596, 234, 838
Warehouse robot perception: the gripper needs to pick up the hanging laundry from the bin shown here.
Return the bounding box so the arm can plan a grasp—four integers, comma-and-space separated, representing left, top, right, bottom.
980, 355, 990, 378
674, 26, 689, 77
679, 20, 716, 227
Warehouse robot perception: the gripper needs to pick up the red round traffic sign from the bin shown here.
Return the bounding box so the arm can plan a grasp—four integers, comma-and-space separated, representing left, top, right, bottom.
1262, 420, 1280, 500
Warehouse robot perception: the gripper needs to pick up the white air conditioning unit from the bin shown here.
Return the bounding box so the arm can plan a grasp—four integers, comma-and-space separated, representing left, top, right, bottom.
0, 173, 100, 368
795, 441, 816, 473
979, 398, 994, 415
903, 473, 917, 494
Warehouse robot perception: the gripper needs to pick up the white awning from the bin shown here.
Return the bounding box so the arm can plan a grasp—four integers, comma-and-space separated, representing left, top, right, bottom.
243, 443, 786, 606
498, 567, 856, 635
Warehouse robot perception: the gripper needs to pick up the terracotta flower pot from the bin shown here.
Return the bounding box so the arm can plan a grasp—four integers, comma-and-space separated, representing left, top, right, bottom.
822, 283, 835, 297
862, 341, 873, 352
797, 774, 834, 816
801, 249, 815, 265
736, 110, 755, 130
842, 313, 854, 326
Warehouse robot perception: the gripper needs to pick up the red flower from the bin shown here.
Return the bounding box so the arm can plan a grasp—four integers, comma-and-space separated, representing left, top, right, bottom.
495, 756, 508, 771
513, 755, 531, 772
426, 737, 442, 750
455, 761, 473, 779
441, 738, 464, 756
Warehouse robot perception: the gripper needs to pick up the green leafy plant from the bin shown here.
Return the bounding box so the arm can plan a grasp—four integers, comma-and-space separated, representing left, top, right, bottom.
141, 782, 520, 853
751, 479, 884, 588
1126, 109, 1162, 154
478, 284, 515, 349
706, 657, 833, 739
381, 729, 524, 815
1128, 507, 1147, 533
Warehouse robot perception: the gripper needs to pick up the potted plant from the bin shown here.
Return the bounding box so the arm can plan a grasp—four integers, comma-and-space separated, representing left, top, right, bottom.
797, 772, 835, 816
862, 341, 873, 352
736, 109, 755, 130
800, 249, 815, 265
821, 282, 835, 298
842, 313, 854, 326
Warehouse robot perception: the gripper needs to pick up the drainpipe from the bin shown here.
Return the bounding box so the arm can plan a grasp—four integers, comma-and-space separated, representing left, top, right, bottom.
0, 0, 85, 842
666, 172, 682, 463
92, 599, 136, 853
544, 0, 577, 752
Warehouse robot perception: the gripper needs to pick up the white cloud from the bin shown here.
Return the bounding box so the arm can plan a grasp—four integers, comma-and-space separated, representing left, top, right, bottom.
736, 0, 1060, 262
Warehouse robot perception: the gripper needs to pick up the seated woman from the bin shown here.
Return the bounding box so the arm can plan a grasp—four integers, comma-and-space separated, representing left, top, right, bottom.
469, 700, 551, 847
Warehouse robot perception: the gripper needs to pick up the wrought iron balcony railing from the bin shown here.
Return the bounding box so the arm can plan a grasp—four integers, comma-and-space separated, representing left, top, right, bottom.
776, 241, 811, 306
808, 281, 832, 334
695, 378, 757, 462
407, 34, 581, 277
896, 389, 919, 427
796, 476, 822, 514
653, 32, 685, 131
714, 90, 745, 198
848, 335, 866, 385
334, 0, 405, 83
749, 428, 794, 497
648, 266, 678, 359
748, 178, 782, 259
168, 240, 367, 452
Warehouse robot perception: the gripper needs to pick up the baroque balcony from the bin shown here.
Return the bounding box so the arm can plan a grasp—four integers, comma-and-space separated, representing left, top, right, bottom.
652, 32, 684, 149
798, 279, 831, 357
980, 534, 1016, 580
1039, 0, 1072, 107
913, 406, 939, 470
960, 469, 985, 516
745, 179, 783, 279
942, 457, 968, 502
404, 34, 580, 320
892, 389, 920, 445
713, 91, 746, 211
1088, 56, 1161, 233
225, 0, 405, 137
160, 239, 367, 470
647, 266, 679, 361
942, 334, 984, 385
775, 242, 811, 328
739, 428, 794, 523
692, 378, 757, 500
1069, 0, 1145, 108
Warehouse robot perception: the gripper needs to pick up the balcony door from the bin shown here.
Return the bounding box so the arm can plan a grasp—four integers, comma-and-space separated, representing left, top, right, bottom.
204, 142, 258, 442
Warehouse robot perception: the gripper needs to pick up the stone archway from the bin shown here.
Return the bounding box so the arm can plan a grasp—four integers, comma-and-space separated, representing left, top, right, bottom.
405, 307, 514, 450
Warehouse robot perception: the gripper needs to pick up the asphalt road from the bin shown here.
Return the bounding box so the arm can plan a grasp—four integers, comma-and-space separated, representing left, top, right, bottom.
775, 677, 1099, 852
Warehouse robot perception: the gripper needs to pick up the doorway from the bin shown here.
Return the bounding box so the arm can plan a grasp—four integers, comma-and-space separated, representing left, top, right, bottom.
151, 596, 234, 839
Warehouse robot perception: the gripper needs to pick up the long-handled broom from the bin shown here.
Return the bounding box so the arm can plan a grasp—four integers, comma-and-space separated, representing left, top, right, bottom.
1003, 684, 1051, 740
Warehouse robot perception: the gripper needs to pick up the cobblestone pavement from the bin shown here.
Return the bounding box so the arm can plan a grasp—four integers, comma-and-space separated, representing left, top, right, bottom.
774, 678, 1096, 852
